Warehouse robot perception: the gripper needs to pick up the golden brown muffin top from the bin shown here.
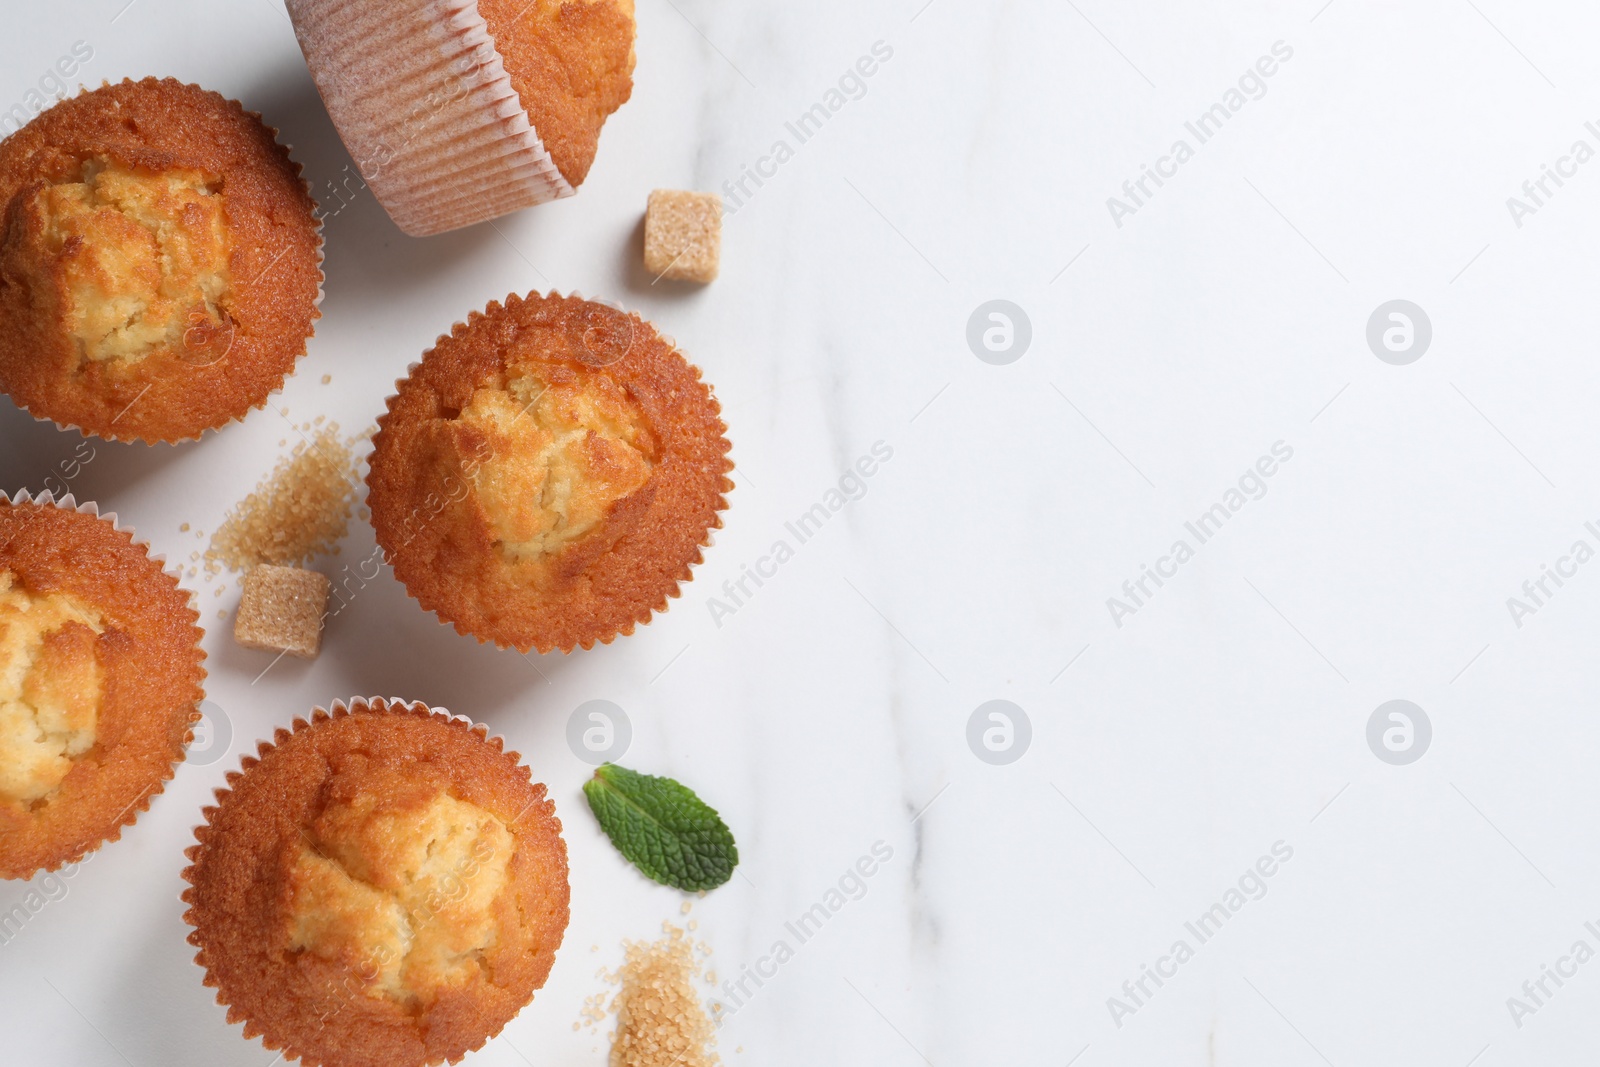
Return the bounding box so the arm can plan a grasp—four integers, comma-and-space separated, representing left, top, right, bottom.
366, 293, 733, 654
454, 367, 654, 559
0, 498, 205, 879
0, 578, 104, 806
183, 700, 570, 1067
0, 78, 322, 443
36, 159, 230, 364
477, 0, 636, 187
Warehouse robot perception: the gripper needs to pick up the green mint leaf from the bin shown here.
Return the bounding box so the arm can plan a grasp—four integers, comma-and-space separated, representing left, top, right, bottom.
582, 763, 738, 892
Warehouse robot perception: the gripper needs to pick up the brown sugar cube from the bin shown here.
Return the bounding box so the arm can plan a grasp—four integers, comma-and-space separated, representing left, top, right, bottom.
644, 189, 721, 283
234, 565, 330, 659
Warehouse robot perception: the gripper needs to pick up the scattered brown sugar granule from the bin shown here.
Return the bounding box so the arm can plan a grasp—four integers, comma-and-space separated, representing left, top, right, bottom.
645, 190, 721, 283
207, 427, 358, 570
321, 374, 332, 384
580, 990, 609, 1028
234, 564, 330, 658
610, 924, 719, 1067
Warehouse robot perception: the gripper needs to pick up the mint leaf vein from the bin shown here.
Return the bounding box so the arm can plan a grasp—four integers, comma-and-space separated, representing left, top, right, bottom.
583, 763, 738, 892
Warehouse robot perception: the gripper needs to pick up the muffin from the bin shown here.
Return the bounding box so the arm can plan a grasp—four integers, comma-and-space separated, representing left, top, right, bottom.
182, 698, 570, 1067
0, 78, 323, 443
366, 292, 732, 653
285, 0, 635, 235
0, 492, 205, 880
476, 0, 636, 187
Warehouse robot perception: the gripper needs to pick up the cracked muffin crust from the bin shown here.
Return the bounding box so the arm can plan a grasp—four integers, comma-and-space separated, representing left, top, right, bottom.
366, 292, 732, 654
182, 698, 569, 1067
0, 78, 322, 443
0, 495, 205, 880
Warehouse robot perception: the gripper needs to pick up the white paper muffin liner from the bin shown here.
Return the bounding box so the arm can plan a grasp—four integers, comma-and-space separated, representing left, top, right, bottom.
286, 0, 574, 237
6, 80, 327, 446
0, 489, 207, 877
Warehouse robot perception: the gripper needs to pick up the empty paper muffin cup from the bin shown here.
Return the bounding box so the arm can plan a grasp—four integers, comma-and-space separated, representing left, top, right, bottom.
285, 0, 636, 236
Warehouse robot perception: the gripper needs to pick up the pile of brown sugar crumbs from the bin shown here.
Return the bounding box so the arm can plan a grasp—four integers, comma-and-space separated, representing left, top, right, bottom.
206, 425, 361, 573
610, 922, 720, 1067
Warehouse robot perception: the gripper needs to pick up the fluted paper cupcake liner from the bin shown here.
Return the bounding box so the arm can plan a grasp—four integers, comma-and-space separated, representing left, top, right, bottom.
286, 0, 573, 237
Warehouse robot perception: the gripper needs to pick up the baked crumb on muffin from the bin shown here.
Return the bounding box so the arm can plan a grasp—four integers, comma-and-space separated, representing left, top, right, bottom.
0, 78, 322, 443
182, 699, 570, 1067
0, 578, 104, 806
477, 0, 636, 187
366, 292, 732, 653
38, 159, 230, 363
0, 496, 205, 880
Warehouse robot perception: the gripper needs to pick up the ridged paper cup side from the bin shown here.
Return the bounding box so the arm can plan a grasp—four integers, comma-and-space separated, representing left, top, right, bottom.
286, 0, 573, 237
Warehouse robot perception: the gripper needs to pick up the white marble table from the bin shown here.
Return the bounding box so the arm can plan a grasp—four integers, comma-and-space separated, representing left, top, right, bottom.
5, 1, 1600, 1064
